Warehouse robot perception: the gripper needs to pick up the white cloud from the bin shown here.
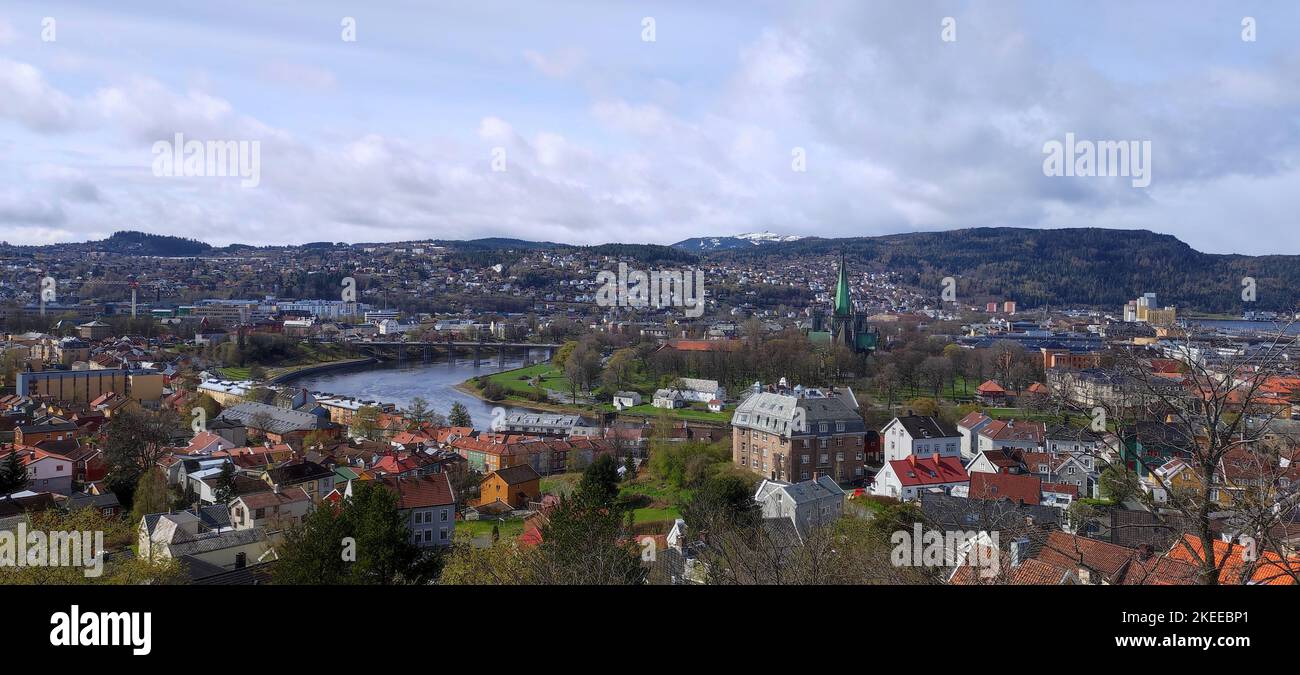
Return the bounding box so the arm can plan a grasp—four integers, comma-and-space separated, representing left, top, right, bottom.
523, 47, 585, 78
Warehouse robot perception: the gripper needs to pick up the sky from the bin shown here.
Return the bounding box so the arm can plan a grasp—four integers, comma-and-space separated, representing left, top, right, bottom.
1, 0, 1298, 253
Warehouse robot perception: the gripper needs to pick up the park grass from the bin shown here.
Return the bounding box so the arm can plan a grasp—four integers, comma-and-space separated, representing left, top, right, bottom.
460, 518, 526, 540
630, 506, 680, 526
467, 363, 733, 425
481, 362, 572, 395
597, 402, 731, 424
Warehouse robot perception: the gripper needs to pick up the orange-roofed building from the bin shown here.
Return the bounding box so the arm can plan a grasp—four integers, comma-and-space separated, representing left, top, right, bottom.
976, 379, 1007, 404
1166, 534, 1300, 585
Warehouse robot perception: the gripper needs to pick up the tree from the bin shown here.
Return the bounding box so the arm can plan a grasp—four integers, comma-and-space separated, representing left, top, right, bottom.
129, 468, 173, 526
274, 481, 434, 585
0, 507, 185, 585
448, 401, 473, 428
194, 393, 223, 419
530, 488, 645, 585
103, 407, 178, 506
0, 451, 27, 494
603, 348, 637, 392
213, 462, 237, 505
404, 396, 434, 429
350, 405, 382, 439
1097, 464, 1139, 504
551, 340, 578, 370
579, 454, 621, 507
439, 534, 535, 584
1054, 324, 1300, 585
905, 397, 939, 418
564, 342, 601, 402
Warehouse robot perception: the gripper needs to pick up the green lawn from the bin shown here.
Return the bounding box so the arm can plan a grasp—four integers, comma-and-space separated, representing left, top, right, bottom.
472, 364, 733, 425
460, 518, 526, 540
598, 402, 731, 424
630, 506, 680, 525
482, 362, 572, 395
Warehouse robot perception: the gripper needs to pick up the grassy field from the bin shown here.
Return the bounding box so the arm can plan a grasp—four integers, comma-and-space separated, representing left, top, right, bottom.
483, 362, 573, 395
598, 402, 731, 424
896, 374, 981, 401
460, 518, 526, 540
468, 363, 733, 425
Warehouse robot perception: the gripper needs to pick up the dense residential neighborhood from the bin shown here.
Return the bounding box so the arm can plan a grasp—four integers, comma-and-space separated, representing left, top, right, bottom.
2, 232, 1298, 592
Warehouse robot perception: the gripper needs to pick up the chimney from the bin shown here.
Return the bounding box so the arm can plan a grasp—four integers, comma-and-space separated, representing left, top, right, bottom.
931, 452, 940, 465
273, 483, 281, 495
908, 454, 917, 467
1137, 543, 1154, 561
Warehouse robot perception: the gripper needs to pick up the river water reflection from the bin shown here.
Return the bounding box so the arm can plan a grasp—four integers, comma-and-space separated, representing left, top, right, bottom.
288, 354, 537, 431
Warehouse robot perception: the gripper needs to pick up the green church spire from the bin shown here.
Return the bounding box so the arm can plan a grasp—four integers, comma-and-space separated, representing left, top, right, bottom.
833, 253, 852, 317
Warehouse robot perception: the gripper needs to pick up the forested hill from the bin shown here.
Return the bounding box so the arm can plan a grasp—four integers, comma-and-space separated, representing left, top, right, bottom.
93, 231, 213, 256
712, 227, 1300, 313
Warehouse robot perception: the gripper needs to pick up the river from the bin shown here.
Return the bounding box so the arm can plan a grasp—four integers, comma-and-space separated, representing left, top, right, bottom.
1187, 319, 1300, 334
287, 353, 543, 430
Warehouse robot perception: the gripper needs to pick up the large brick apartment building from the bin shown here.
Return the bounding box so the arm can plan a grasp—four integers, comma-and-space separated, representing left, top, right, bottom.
731, 384, 866, 484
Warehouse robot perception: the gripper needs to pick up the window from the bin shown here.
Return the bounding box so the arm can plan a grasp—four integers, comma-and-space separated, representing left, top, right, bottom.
440, 509, 449, 522
801, 455, 810, 464
836, 422, 845, 432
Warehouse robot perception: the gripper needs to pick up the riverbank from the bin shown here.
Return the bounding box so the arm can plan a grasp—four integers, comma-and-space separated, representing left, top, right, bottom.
458, 363, 732, 426
271, 357, 381, 384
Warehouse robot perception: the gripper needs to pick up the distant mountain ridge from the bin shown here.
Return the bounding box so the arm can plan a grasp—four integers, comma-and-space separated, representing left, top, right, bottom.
710, 227, 1300, 314
14, 227, 1300, 313
671, 231, 806, 252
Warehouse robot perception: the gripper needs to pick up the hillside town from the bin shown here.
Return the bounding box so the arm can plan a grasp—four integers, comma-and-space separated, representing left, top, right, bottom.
2, 236, 1299, 588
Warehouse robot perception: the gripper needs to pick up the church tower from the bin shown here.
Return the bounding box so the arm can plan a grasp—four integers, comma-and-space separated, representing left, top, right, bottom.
831, 253, 853, 347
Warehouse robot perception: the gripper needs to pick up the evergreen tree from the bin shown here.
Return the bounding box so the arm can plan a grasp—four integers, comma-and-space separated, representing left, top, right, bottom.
448, 401, 473, 428
0, 451, 27, 494
579, 454, 621, 507
213, 462, 237, 505
274, 481, 434, 585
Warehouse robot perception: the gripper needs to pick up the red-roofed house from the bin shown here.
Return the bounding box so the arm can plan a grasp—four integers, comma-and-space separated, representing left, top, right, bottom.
1166, 534, 1299, 585
871, 454, 969, 501
965, 471, 1041, 505
380, 474, 456, 548
976, 379, 1008, 404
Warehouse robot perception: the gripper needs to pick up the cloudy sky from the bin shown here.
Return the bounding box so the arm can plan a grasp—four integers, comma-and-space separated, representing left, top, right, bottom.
1, 0, 1298, 253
